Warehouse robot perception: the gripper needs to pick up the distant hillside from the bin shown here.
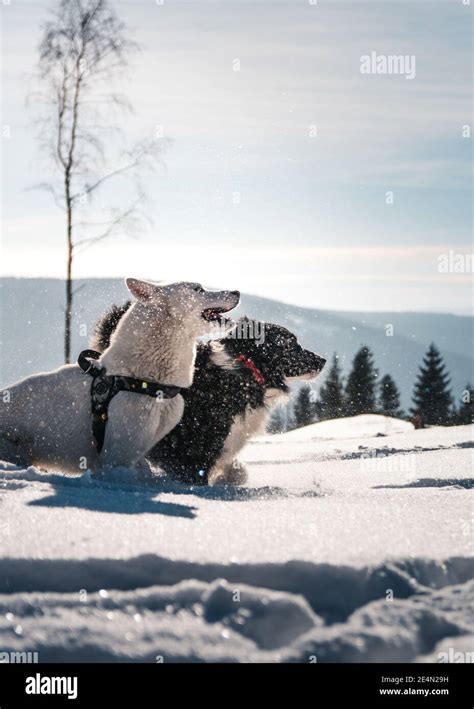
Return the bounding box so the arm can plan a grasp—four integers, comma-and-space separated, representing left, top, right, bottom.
1, 278, 472, 410
337, 311, 473, 361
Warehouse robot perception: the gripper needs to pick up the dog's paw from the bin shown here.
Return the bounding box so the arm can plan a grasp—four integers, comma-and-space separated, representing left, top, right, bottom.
210, 460, 248, 486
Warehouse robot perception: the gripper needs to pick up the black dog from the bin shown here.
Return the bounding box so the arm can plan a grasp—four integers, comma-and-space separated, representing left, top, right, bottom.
92, 305, 326, 484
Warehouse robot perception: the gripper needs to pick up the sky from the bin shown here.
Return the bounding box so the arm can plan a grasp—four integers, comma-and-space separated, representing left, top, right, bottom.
1, 0, 472, 314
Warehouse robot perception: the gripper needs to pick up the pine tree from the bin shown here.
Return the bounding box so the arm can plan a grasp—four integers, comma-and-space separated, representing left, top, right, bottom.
293, 385, 316, 428
378, 374, 403, 418
267, 401, 295, 433
267, 406, 287, 434
456, 383, 473, 425
410, 343, 452, 425
448, 401, 458, 426
317, 353, 346, 420
345, 346, 378, 416
283, 400, 297, 432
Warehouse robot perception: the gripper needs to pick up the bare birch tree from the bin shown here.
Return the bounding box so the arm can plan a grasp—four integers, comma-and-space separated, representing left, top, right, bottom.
33, 0, 162, 362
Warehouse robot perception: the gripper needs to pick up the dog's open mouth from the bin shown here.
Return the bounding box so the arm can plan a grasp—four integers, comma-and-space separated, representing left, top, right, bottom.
202, 307, 232, 322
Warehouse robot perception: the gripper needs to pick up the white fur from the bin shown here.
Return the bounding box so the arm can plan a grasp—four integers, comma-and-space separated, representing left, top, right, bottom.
208, 372, 322, 485
209, 341, 236, 370
0, 279, 239, 474
208, 389, 288, 485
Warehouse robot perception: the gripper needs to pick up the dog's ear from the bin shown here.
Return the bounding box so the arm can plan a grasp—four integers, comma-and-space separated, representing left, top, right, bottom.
125, 278, 161, 302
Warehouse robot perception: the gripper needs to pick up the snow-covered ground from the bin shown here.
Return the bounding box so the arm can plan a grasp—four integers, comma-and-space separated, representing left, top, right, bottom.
0, 415, 472, 663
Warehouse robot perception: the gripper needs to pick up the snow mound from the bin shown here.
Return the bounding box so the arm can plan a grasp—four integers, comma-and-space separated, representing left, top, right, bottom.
1, 578, 472, 663
276, 414, 414, 441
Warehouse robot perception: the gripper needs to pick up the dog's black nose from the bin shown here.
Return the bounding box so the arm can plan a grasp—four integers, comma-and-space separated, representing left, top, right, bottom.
317, 356, 327, 370
230, 290, 240, 298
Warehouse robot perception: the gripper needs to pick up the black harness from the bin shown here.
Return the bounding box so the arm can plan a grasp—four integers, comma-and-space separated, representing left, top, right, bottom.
77, 349, 183, 454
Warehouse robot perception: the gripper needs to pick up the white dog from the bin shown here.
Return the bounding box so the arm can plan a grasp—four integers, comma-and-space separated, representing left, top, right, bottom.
0, 279, 240, 474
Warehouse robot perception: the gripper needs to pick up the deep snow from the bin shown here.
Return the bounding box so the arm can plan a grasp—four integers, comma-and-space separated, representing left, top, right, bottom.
0, 415, 472, 662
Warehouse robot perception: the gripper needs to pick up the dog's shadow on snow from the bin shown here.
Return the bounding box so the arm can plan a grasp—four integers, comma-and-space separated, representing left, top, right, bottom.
374, 478, 474, 490
27, 476, 322, 518
154, 482, 324, 501
28, 484, 198, 519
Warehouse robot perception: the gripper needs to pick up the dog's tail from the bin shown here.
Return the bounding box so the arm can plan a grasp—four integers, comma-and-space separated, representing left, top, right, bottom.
90, 301, 132, 352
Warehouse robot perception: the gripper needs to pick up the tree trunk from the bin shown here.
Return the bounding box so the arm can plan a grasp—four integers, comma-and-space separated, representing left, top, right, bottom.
64, 197, 73, 364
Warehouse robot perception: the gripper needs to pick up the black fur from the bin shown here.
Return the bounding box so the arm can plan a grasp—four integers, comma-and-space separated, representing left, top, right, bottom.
92, 308, 326, 485
92, 301, 132, 351
153, 340, 267, 484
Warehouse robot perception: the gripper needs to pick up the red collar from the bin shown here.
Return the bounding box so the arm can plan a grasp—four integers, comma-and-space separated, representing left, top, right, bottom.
235, 354, 265, 386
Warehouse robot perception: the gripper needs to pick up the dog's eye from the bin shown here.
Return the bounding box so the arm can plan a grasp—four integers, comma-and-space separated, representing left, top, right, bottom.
193, 285, 205, 294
